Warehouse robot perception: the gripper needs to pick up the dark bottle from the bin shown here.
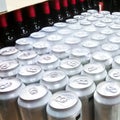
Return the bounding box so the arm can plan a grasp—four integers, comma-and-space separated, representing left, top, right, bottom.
78, 0, 87, 13
87, 0, 93, 9
13, 9, 30, 39
26, 5, 41, 33
53, 0, 65, 22
61, 0, 72, 19
70, 0, 80, 16
42, 1, 54, 26
0, 14, 16, 47
93, 0, 99, 11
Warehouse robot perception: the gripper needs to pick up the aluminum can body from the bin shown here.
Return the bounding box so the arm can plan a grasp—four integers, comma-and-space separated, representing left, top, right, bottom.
18, 84, 52, 120
94, 81, 120, 120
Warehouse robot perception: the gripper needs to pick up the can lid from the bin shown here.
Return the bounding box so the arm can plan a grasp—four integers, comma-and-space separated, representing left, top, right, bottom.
97, 81, 120, 97
84, 26, 96, 32
0, 47, 18, 56
66, 18, 77, 24
100, 28, 114, 35
114, 55, 120, 65
87, 16, 97, 22
68, 24, 82, 30
91, 33, 106, 41
0, 79, 21, 93
73, 15, 85, 20
30, 31, 46, 38
99, 10, 110, 15
106, 14, 117, 19
101, 43, 119, 52
116, 31, 120, 36
74, 31, 88, 38
33, 41, 49, 49
54, 22, 67, 28
71, 48, 90, 57
43, 70, 66, 82
109, 23, 120, 30
49, 91, 78, 109
41, 26, 57, 33
92, 51, 111, 62
108, 69, 120, 80
47, 34, 62, 42
112, 12, 120, 16
18, 51, 37, 60
52, 44, 70, 53
38, 54, 58, 64
58, 29, 72, 35
93, 13, 104, 18
83, 63, 105, 74
87, 9, 98, 14
65, 37, 81, 45
94, 21, 106, 28
19, 84, 48, 101
109, 36, 120, 44
60, 58, 81, 69
18, 65, 42, 76
69, 75, 93, 89
0, 60, 19, 71
80, 19, 91, 26
81, 12, 91, 17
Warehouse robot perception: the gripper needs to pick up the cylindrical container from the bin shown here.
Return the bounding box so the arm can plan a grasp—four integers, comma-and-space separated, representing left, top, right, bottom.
47, 34, 63, 45
70, 48, 90, 65
87, 9, 98, 14
33, 41, 50, 55
37, 54, 59, 71
59, 58, 82, 77
108, 36, 120, 47
80, 19, 92, 28
66, 18, 78, 25
109, 23, 120, 32
81, 12, 91, 17
17, 64, 43, 85
51, 44, 71, 59
0, 78, 25, 120
68, 24, 82, 32
17, 50, 38, 66
112, 12, 120, 16
46, 91, 82, 120
66, 75, 96, 120
30, 31, 47, 43
0, 47, 19, 61
82, 63, 107, 85
93, 13, 104, 20
54, 22, 68, 30
40, 70, 68, 93
94, 81, 120, 120
0, 60, 19, 78
15, 37, 33, 51
101, 43, 119, 57
99, 10, 110, 15
100, 18, 113, 26
94, 21, 107, 31
91, 51, 113, 71
87, 16, 98, 23
18, 84, 52, 120
73, 15, 85, 21
112, 55, 120, 68
105, 14, 117, 20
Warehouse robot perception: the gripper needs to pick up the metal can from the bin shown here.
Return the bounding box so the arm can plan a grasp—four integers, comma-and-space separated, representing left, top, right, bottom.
0, 78, 25, 120
17, 64, 43, 85
46, 91, 82, 120
73, 15, 85, 21
87, 9, 98, 14
81, 12, 91, 17
68, 24, 82, 32
59, 58, 82, 77
66, 75, 96, 120
0, 47, 19, 61
51, 44, 71, 59
66, 18, 78, 25
112, 55, 120, 68
100, 18, 113, 26
0, 60, 19, 78
82, 63, 107, 85
18, 84, 52, 120
54, 22, 68, 30
80, 19, 92, 28
70, 48, 90, 65
99, 10, 110, 15
94, 21, 107, 31
93, 13, 104, 20
87, 16, 98, 23
94, 81, 120, 120
15, 37, 33, 51
112, 12, 120, 16
33, 41, 50, 55
109, 23, 120, 32
91, 51, 113, 71
40, 70, 68, 93
105, 14, 117, 20
37, 54, 59, 71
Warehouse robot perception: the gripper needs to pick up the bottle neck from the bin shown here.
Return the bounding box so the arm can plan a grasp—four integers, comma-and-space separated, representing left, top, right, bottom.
27, 5, 36, 18
54, 0, 61, 11
0, 14, 8, 28
14, 9, 23, 22
62, 0, 69, 8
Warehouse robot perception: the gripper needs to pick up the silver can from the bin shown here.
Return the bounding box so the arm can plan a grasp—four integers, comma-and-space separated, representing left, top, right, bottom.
68, 24, 82, 32
112, 12, 120, 16
17, 64, 43, 85
54, 22, 68, 30
0, 78, 25, 120
0, 60, 19, 78
87, 9, 98, 14
80, 19, 92, 28
81, 12, 91, 17
82, 63, 107, 85
40, 70, 68, 93
59, 58, 82, 77
73, 15, 85, 21
0, 47, 19, 61
87, 16, 98, 23
109, 23, 120, 32
93, 13, 104, 19
94, 81, 120, 120
18, 84, 52, 120
66, 75, 96, 120
99, 10, 110, 15
112, 55, 120, 68
37, 54, 59, 71
66, 18, 78, 25
108, 36, 120, 47
94, 21, 107, 31
46, 91, 82, 120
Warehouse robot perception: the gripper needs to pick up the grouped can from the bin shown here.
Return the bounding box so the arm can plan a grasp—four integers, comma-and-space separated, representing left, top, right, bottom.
0, 47, 19, 61
54, 22, 68, 30
99, 10, 110, 15
0, 60, 19, 78
108, 36, 120, 46
81, 12, 91, 17
17, 64, 43, 85
40, 70, 68, 93
73, 15, 85, 21
46, 91, 82, 120
37, 54, 59, 71
82, 63, 107, 85
80, 19, 92, 28
109, 23, 120, 32
94, 21, 107, 31
66, 18, 78, 25
112, 55, 120, 68
87, 16, 98, 23
18, 84, 52, 120
66, 75, 96, 120
94, 81, 120, 120
112, 12, 120, 16
59, 58, 82, 77
87, 9, 98, 14
93, 13, 104, 19
68, 24, 82, 32
0, 78, 25, 120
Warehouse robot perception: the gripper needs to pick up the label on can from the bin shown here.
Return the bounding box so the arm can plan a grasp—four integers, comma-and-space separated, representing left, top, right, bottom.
30, 31, 46, 38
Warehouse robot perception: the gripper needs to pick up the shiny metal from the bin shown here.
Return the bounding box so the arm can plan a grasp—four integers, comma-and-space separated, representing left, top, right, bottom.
66, 75, 96, 120
87, 9, 98, 14
99, 10, 110, 15
94, 81, 120, 120
73, 15, 85, 21
112, 55, 120, 68
46, 91, 82, 120
54, 22, 68, 29
112, 12, 120, 16
18, 84, 52, 120
109, 23, 120, 32
94, 21, 107, 31
0, 78, 25, 120
66, 18, 78, 25
87, 16, 98, 23
81, 12, 91, 17
40, 70, 68, 93
108, 36, 120, 46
